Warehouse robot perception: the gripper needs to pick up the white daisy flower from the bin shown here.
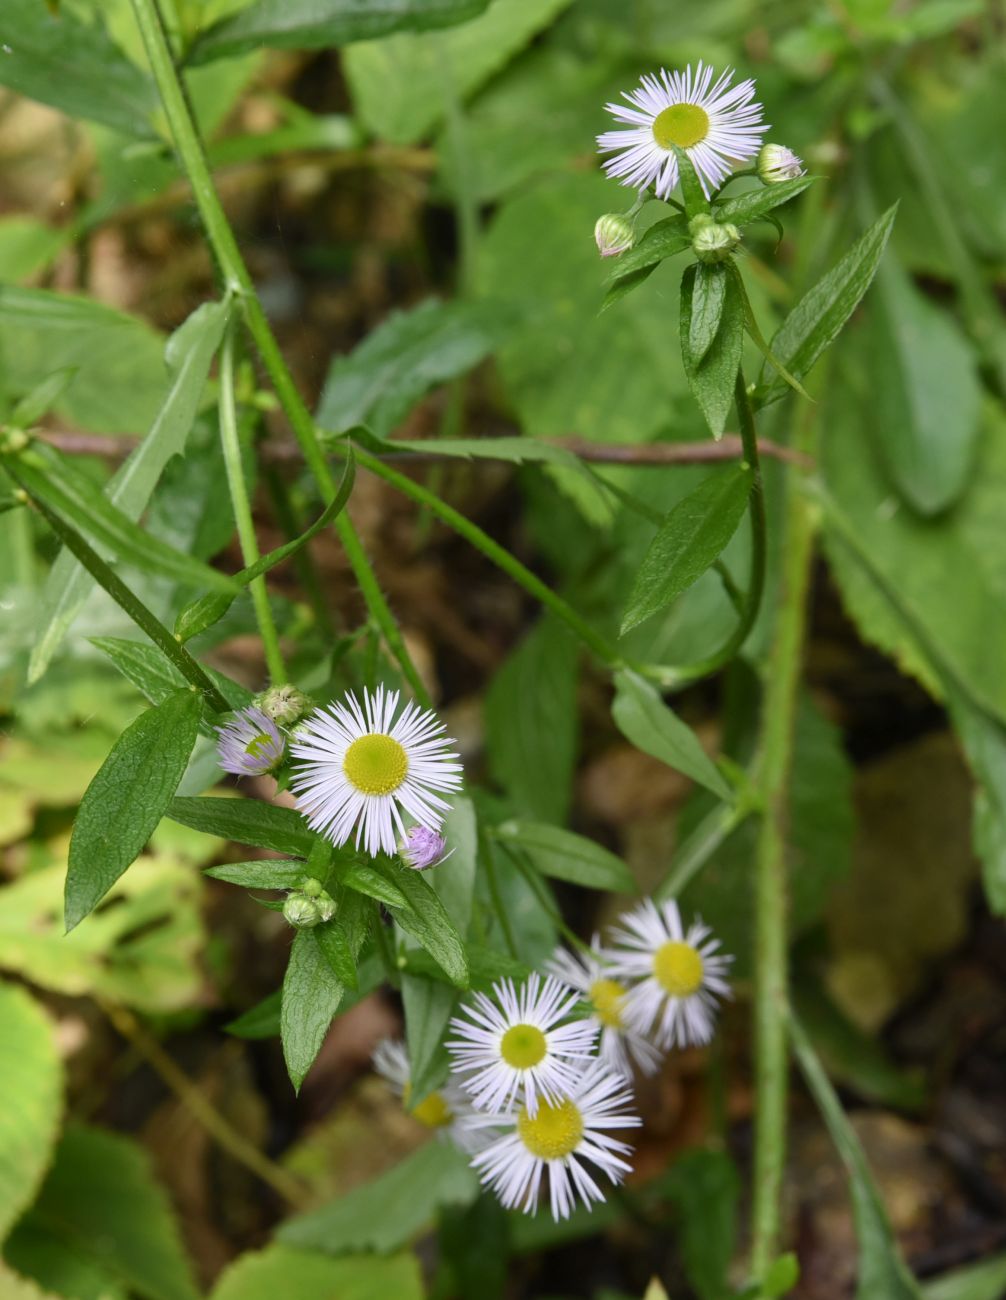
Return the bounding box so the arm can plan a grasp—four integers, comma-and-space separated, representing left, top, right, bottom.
546, 938, 663, 1079
597, 62, 768, 199
467, 1062, 640, 1221
446, 974, 598, 1116
605, 899, 733, 1049
289, 686, 462, 858
372, 1038, 485, 1154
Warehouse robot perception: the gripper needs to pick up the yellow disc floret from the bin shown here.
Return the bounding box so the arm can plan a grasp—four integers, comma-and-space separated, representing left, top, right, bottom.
411, 1091, 453, 1129
653, 941, 704, 996
500, 1023, 547, 1070
342, 733, 408, 795
652, 103, 710, 150
517, 1098, 584, 1160
589, 978, 627, 1030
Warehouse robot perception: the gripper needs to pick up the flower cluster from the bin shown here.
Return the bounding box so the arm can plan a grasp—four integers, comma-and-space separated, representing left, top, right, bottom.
373, 899, 732, 1221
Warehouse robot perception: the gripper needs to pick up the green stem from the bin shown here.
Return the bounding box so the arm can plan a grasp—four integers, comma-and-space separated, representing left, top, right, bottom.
667, 369, 768, 686
654, 800, 749, 902
749, 407, 818, 1280
17, 485, 230, 712
129, 0, 430, 708
218, 322, 286, 683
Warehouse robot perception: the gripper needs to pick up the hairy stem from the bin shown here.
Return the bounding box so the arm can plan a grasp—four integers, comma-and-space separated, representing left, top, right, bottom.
218, 322, 287, 683
130, 0, 430, 706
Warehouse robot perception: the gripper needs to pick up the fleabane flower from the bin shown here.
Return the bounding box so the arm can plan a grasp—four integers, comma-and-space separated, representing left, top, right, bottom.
372, 1038, 484, 1154
447, 974, 598, 1116
289, 686, 462, 858
467, 1062, 640, 1221
400, 825, 452, 871
546, 939, 663, 1079
216, 705, 286, 776
758, 142, 805, 184
605, 899, 732, 1049
597, 62, 768, 199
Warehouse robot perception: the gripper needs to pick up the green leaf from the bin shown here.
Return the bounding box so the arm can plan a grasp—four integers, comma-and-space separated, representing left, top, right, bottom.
91, 636, 254, 729
281, 929, 346, 1090
0, 858, 206, 1013
661, 1149, 739, 1300
375, 861, 469, 986
192, 0, 491, 64
317, 299, 506, 437
4, 1125, 199, 1300
173, 448, 355, 643
674, 146, 711, 219
921, 1254, 1006, 1300
496, 821, 636, 892
790, 1016, 922, 1300
340, 860, 409, 909
0, 984, 62, 1243
680, 261, 744, 439
715, 175, 815, 225
485, 617, 579, 825
601, 215, 691, 311
210, 1246, 424, 1300
401, 973, 455, 1101
315, 890, 374, 989
343, 0, 574, 145
950, 694, 1006, 916
6, 443, 236, 593
205, 860, 308, 889
762, 1254, 801, 1298
29, 300, 230, 681
612, 669, 732, 801
0, 1, 156, 137
865, 256, 981, 515
167, 796, 316, 857
758, 205, 898, 403
278, 1141, 479, 1254
621, 466, 753, 634
225, 989, 282, 1039
0, 216, 69, 283
65, 691, 201, 931
10, 368, 78, 429
689, 263, 729, 364
434, 794, 478, 931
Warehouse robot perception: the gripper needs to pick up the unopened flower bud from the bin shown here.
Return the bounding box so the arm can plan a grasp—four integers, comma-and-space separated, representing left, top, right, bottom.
283, 893, 321, 928
594, 213, 635, 258
689, 214, 741, 264
757, 143, 805, 185
400, 825, 451, 871
254, 684, 310, 727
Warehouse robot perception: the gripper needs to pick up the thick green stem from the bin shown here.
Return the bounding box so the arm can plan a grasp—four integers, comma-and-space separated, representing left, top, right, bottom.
17, 485, 230, 712
129, 0, 430, 707
749, 412, 817, 1279
218, 323, 286, 683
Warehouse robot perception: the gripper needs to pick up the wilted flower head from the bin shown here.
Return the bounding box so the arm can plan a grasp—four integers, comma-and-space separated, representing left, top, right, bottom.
400, 824, 452, 870
289, 686, 462, 858
597, 62, 768, 200
216, 705, 286, 776
758, 142, 805, 184
594, 212, 635, 258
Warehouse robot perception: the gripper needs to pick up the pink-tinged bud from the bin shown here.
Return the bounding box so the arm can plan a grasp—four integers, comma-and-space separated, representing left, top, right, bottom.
594, 213, 635, 258
757, 143, 805, 184
400, 825, 451, 871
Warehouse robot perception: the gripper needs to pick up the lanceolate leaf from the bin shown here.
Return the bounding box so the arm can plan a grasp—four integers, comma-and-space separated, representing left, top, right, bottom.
758, 204, 898, 404
689, 263, 729, 363
191, 0, 491, 63
167, 797, 316, 858
680, 262, 744, 439
210, 1247, 424, 1300
601, 215, 691, 311
204, 860, 308, 889
715, 175, 815, 225
65, 692, 202, 931
281, 929, 346, 1090
376, 861, 469, 987
91, 637, 253, 733
496, 821, 636, 892
612, 670, 732, 802
0, 984, 62, 1242
674, 146, 711, 219
621, 466, 753, 635
0, 0, 157, 137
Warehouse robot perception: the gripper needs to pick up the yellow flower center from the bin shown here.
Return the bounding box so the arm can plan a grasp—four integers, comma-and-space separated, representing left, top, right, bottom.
517, 1098, 584, 1160
653, 103, 710, 150
589, 978, 627, 1030
653, 941, 704, 996
500, 1023, 547, 1069
245, 731, 275, 759
342, 733, 408, 796
406, 1087, 453, 1129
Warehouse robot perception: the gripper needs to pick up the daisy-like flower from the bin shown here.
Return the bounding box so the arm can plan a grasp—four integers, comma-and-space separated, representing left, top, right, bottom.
597, 62, 768, 199
546, 938, 663, 1079
447, 974, 598, 1116
467, 1062, 640, 1221
216, 705, 286, 776
289, 686, 462, 858
605, 899, 733, 1049
372, 1038, 485, 1154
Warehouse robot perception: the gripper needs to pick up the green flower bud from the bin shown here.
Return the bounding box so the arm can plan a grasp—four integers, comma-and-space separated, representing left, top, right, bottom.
594, 212, 635, 258
315, 892, 337, 923
757, 143, 805, 185
689, 215, 741, 264
283, 893, 321, 928
254, 684, 311, 727
301, 876, 323, 897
